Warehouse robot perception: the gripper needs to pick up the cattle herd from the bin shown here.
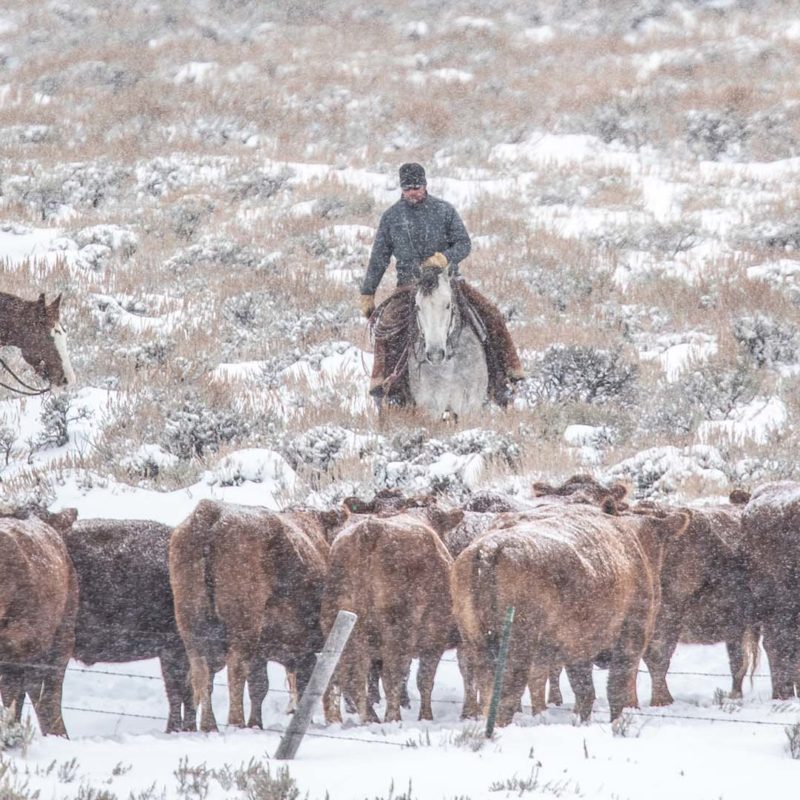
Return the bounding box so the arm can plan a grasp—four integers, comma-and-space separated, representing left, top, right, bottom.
2, 475, 799, 738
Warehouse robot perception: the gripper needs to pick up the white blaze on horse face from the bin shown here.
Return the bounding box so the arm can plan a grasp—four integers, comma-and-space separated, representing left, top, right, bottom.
416, 273, 453, 365
51, 322, 76, 386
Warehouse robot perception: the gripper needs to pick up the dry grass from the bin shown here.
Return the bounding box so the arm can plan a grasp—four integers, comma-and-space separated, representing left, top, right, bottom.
3, 0, 800, 501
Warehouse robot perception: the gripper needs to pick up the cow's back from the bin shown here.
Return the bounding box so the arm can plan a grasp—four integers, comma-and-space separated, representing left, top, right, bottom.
453, 506, 667, 659
0, 517, 76, 661
742, 482, 800, 615
324, 515, 453, 646
65, 519, 176, 663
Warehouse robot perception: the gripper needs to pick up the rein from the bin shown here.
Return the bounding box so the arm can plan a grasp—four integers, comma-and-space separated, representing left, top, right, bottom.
0, 356, 51, 396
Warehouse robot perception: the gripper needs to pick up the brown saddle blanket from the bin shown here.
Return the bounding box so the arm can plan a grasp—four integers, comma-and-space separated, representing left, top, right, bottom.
369, 280, 514, 407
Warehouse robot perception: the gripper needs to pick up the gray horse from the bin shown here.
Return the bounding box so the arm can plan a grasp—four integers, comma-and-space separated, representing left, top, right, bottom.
407, 266, 488, 420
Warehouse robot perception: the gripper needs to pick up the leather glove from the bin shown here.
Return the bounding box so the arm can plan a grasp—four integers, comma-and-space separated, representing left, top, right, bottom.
422, 252, 448, 269
359, 294, 375, 318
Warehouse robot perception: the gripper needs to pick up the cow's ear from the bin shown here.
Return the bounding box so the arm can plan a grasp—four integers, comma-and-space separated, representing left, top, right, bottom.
342, 496, 371, 515
611, 483, 629, 501
600, 496, 619, 516
46, 507, 78, 534
729, 488, 751, 505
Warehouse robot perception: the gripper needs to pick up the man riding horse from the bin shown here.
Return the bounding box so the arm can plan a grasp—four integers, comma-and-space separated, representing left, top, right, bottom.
359, 162, 524, 409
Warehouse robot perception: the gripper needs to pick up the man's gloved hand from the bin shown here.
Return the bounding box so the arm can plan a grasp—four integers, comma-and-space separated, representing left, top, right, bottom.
359, 294, 375, 318
422, 252, 448, 269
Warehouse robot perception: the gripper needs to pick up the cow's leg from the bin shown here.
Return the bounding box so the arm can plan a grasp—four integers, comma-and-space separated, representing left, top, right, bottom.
382, 652, 412, 723
26, 664, 67, 737
160, 651, 187, 733
608, 624, 645, 722
179, 652, 197, 732
367, 660, 381, 706
565, 661, 595, 722
247, 657, 269, 728
0, 666, 26, 723
226, 647, 249, 727
726, 632, 747, 700
546, 666, 563, 706
188, 652, 217, 732
456, 644, 480, 719
323, 682, 343, 724
762, 624, 795, 700
416, 650, 443, 721
643, 613, 682, 706
528, 662, 550, 716
495, 658, 528, 727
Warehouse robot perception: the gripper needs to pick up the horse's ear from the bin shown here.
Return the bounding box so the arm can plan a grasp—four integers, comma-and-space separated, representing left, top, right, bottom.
50, 293, 62, 315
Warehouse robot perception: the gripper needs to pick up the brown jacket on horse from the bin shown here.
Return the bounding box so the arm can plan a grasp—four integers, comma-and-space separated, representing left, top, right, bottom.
359, 164, 523, 408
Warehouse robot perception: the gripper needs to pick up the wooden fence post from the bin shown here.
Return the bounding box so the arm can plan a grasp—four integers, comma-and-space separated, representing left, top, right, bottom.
485, 606, 515, 739
275, 609, 357, 760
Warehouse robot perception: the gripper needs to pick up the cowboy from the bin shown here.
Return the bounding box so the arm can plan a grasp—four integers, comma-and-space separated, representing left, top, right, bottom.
359, 162, 524, 406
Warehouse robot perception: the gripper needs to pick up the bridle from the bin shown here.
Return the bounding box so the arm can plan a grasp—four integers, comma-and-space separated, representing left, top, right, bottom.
0, 356, 51, 395
413, 278, 464, 364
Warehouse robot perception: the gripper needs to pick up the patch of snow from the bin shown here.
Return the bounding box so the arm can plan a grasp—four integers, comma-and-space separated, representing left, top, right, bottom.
698, 396, 788, 444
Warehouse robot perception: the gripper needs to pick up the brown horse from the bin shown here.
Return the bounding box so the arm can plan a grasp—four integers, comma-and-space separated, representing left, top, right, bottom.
0, 292, 75, 390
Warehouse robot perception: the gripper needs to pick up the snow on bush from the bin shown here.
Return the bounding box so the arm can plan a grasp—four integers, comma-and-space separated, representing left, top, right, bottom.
283, 424, 354, 473
519, 345, 638, 406
605, 444, 729, 498
733, 314, 800, 368
162, 392, 254, 460
3, 161, 130, 219
210, 448, 297, 491
119, 444, 179, 481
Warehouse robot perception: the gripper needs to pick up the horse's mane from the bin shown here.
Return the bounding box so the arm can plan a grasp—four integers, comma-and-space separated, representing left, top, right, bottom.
418, 266, 445, 296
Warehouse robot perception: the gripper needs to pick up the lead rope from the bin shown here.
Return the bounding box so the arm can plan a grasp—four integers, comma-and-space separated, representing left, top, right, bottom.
0, 356, 50, 395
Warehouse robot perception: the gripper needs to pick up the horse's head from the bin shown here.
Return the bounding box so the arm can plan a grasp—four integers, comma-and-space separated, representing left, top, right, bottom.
415, 266, 455, 365
20, 293, 75, 388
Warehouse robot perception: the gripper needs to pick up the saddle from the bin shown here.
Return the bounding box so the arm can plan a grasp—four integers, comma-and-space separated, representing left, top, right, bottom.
369, 281, 512, 407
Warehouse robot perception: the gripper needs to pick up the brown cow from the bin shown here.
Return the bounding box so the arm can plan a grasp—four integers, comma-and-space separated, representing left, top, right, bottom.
169, 500, 336, 732
0, 509, 78, 736
641, 491, 757, 706
321, 511, 456, 723
451, 503, 689, 725
741, 482, 800, 699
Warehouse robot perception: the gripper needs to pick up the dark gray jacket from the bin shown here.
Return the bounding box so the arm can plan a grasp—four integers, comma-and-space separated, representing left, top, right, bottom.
360, 194, 471, 295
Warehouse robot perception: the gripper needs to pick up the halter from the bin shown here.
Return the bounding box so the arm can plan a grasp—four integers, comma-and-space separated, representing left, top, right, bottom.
0, 356, 51, 396
413, 293, 463, 364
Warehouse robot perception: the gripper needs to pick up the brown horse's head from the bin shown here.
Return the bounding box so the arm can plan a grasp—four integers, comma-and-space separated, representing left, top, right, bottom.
19, 294, 75, 387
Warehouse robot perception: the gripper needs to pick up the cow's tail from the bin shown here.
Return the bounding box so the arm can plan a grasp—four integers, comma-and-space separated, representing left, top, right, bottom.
744, 624, 761, 689
170, 500, 225, 710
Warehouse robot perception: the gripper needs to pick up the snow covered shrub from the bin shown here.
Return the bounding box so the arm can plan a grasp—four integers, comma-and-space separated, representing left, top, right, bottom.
738, 222, 800, 251
168, 195, 215, 241
191, 116, 259, 147
588, 95, 653, 149
228, 169, 290, 202
733, 314, 800, 367
270, 305, 354, 340
639, 357, 758, 436
521, 345, 638, 405
786, 721, 800, 759
448, 428, 521, 469
36, 393, 71, 449
0, 705, 33, 753
685, 109, 748, 161
521, 263, 595, 312
283, 424, 351, 473
165, 236, 273, 276
162, 391, 253, 460
312, 193, 375, 219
